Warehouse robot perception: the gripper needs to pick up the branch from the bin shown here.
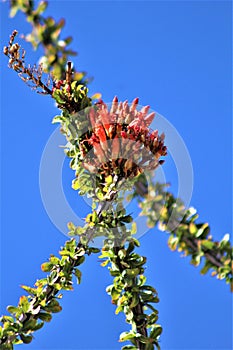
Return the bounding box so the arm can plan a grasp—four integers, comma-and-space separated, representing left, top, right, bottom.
8, 0, 89, 83
0, 238, 96, 348
100, 238, 162, 350
0, 194, 120, 348
133, 178, 233, 291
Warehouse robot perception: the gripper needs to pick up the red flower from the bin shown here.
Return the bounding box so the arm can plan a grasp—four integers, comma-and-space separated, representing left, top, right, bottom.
80, 97, 167, 179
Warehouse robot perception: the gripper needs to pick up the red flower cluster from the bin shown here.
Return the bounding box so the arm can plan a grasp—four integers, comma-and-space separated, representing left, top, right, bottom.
80, 97, 167, 179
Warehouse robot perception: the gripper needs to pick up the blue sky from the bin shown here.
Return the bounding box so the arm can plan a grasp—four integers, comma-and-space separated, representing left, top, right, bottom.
0, 1, 232, 349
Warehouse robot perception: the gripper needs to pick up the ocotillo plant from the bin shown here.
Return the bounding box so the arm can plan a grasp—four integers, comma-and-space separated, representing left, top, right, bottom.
1, 1, 232, 349
1, 29, 167, 350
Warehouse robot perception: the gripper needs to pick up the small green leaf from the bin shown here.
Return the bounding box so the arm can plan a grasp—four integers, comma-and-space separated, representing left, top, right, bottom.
101, 259, 109, 267
201, 240, 215, 250
119, 331, 136, 342
115, 305, 123, 315
21, 285, 37, 296
88, 247, 100, 254
195, 223, 209, 238
72, 178, 80, 190
41, 262, 53, 272
131, 222, 137, 235
129, 293, 139, 308
33, 321, 44, 331
7, 305, 19, 314
38, 312, 52, 322
44, 299, 62, 313
150, 324, 162, 340
118, 249, 127, 259
19, 296, 30, 313
121, 215, 133, 223
126, 268, 140, 277
74, 269, 82, 284
20, 334, 33, 344
35, 0, 48, 15
22, 318, 37, 332
189, 222, 197, 235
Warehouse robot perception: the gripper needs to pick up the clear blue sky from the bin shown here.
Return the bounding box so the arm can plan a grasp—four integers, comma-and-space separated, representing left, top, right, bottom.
0, 1, 232, 349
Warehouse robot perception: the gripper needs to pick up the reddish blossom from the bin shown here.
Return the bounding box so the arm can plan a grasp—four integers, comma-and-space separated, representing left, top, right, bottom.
80, 97, 167, 179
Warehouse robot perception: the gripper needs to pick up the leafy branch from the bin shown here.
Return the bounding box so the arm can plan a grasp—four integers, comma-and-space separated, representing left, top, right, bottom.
0, 238, 97, 348
8, 0, 89, 83
2, 1, 232, 349
132, 178, 233, 291
102, 240, 162, 350
2, 29, 166, 348
6, 0, 231, 291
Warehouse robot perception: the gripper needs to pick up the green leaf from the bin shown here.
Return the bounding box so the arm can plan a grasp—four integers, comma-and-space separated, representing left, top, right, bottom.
52, 90, 66, 104
200, 262, 212, 275
10, 7, 19, 18
150, 324, 162, 340
21, 285, 37, 296
44, 299, 62, 313
201, 240, 215, 250
35, 0, 48, 15
72, 178, 80, 190
138, 274, 146, 286
20, 334, 33, 344
22, 318, 37, 332
189, 222, 197, 235
74, 269, 82, 284
129, 293, 139, 308
115, 305, 123, 315
118, 249, 127, 259
41, 262, 53, 272
38, 312, 52, 322
101, 259, 109, 267
111, 287, 121, 301
74, 255, 85, 266
126, 268, 140, 277
195, 223, 209, 238
119, 331, 136, 342
121, 215, 133, 223
49, 256, 60, 265
131, 222, 137, 235
7, 305, 19, 314
33, 321, 44, 331
19, 296, 30, 313
132, 238, 140, 247
52, 115, 66, 124
88, 247, 100, 254
67, 222, 76, 231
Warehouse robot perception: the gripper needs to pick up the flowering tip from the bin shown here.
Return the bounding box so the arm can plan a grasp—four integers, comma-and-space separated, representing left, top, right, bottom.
111, 96, 119, 113
144, 112, 155, 126
160, 132, 165, 141
118, 101, 123, 110
140, 105, 150, 116
123, 100, 128, 108
130, 97, 139, 112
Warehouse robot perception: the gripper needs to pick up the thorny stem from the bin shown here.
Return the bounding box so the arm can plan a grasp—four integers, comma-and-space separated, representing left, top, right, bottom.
113, 245, 148, 350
